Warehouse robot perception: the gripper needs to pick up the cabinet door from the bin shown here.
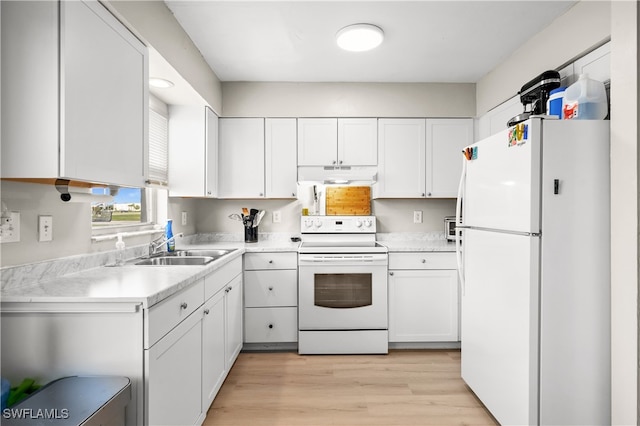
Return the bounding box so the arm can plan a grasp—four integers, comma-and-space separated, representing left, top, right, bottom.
61, 0, 147, 187
205, 107, 219, 197
338, 118, 377, 166
265, 118, 297, 198
168, 105, 206, 197
389, 269, 459, 342
218, 118, 265, 198
147, 309, 203, 426
375, 119, 425, 198
426, 118, 473, 197
297, 118, 338, 166
202, 290, 226, 411
225, 275, 243, 369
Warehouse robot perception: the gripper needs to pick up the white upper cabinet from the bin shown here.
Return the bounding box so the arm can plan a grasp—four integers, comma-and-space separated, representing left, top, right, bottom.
1, 0, 148, 187
218, 118, 266, 198
168, 106, 218, 197
376, 119, 426, 197
426, 118, 474, 197
337, 118, 378, 166
298, 118, 377, 166
265, 118, 298, 198
375, 118, 472, 198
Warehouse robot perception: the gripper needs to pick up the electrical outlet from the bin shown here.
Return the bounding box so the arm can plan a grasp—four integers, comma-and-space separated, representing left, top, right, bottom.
181, 211, 188, 226
38, 215, 53, 242
0, 212, 21, 243
273, 210, 282, 223
413, 210, 423, 224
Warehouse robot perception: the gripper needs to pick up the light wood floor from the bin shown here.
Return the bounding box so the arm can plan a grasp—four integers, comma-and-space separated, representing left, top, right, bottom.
203, 350, 498, 425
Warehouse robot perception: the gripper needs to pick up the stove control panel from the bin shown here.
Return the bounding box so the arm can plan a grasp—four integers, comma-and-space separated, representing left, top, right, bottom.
301, 216, 376, 233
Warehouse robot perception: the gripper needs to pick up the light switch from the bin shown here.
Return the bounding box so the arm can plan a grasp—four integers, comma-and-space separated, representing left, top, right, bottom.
181, 211, 188, 226
413, 210, 423, 224
38, 215, 53, 242
273, 211, 281, 223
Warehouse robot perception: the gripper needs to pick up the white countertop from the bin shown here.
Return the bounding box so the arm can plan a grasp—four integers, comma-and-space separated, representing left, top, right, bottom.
1, 234, 457, 309
1, 239, 300, 308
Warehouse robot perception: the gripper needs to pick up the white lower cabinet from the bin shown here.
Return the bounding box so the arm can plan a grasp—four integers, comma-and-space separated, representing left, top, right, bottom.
202, 289, 226, 411
224, 275, 244, 368
388, 252, 459, 343
244, 252, 298, 345
147, 306, 204, 426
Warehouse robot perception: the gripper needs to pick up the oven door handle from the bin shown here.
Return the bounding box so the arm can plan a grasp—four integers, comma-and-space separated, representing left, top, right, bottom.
298, 255, 387, 264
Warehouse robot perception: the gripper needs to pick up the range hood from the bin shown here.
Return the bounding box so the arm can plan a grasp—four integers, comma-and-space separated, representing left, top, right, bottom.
297, 166, 377, 184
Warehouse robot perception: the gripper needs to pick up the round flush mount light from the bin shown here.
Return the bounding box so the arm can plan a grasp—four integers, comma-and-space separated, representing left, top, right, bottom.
149, 77, 174, 89
336, 24, 384, 52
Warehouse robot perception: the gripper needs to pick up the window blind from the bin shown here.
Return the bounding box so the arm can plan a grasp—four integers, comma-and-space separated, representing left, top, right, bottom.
148, 109, 168, 185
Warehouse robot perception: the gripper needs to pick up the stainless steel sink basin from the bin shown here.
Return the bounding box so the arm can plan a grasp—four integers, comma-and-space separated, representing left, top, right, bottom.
172, 249, 236, 259
130, 248, 236, 266
134, 256, 215, 266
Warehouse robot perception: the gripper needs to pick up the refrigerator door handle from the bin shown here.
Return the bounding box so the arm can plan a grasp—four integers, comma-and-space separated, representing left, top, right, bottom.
456, 154, 467, 294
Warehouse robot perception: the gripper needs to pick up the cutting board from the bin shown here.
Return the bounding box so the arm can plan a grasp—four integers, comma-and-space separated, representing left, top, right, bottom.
325, 186, 371, 215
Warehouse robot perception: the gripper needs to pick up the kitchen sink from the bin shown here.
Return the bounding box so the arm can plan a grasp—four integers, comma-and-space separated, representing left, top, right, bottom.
172, 249, 236, 259
134, 256, 215, 266
130, 248, 236, 266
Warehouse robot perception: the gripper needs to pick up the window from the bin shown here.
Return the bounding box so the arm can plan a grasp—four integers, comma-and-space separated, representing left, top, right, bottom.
91, 95, 169, 233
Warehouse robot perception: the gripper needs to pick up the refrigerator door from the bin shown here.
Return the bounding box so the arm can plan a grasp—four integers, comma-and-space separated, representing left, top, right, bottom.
539, 120, 611, 424
461, 228, 539, 426
463, 119, 541, 234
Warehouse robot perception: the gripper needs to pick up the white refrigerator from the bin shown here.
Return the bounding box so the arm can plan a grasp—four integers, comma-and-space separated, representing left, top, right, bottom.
456, 117, 610, 425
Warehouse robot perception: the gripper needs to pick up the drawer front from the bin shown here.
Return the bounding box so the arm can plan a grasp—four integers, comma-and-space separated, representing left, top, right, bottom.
244, 252, 297, 270
244, 270, 297, 307
244, 307, 298, 343
147, 279, 205, 348
205, 257, 242, 300
389, 252, 457, 270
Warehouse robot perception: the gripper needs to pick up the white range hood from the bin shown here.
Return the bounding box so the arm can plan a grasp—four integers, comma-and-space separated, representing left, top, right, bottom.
297, 166, 377, 184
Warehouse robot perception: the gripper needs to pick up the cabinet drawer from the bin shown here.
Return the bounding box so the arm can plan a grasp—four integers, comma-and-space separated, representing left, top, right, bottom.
244, 252, 297, 270
147, 280, 205, 348
244, 270, 297, 307
205, 257, 242, 300
244, 307, 298, 343
389, 252, 457, 270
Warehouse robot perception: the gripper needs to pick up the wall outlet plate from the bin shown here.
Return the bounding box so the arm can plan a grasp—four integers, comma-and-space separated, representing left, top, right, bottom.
0, 212, 21, 243
38, 215, 53, 242
273, 211, 281, 223
181, 211, 188, 226
413, 210, 423, 224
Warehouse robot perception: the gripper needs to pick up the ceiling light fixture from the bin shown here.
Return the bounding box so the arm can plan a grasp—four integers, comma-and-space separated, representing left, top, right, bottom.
149, 77, 174, 89
336, 24, 384, 52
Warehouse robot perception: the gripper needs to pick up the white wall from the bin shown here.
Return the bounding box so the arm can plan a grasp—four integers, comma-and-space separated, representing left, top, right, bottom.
609, 1, 639, 424
193, 198, 455, 235
222, 82, 475, 118
475, 1, 611, 115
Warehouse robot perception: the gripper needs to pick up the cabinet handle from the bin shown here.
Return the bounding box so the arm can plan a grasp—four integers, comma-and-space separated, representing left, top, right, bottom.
427, 192, 432, 197
292, 192, 296, 197
389, 272, 394, 276
421, 193, 426, 197
339, 160, 343, 165
207, 191, 212, 195
268, 260, 273, 264
268, 286, 274, 291
180, 302, 188, 310
226, 286, 232, 293
259, 193, 264, 197
332, 160, 337, 165
204, 308, 210, 315
421, 259, 426, 263
268, 324, 274, 329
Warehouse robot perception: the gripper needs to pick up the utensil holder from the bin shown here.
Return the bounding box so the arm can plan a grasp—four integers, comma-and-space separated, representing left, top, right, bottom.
244, 225, 258, 243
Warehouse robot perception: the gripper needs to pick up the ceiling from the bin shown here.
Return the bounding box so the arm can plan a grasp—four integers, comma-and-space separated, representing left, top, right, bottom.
163, 0, 576, 84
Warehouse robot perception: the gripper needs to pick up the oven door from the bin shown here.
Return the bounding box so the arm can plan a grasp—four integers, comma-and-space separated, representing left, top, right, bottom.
298, 253, 388, 330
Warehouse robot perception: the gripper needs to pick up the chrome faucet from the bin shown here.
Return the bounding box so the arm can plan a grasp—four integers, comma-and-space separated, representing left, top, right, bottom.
149, 232, 183, 256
